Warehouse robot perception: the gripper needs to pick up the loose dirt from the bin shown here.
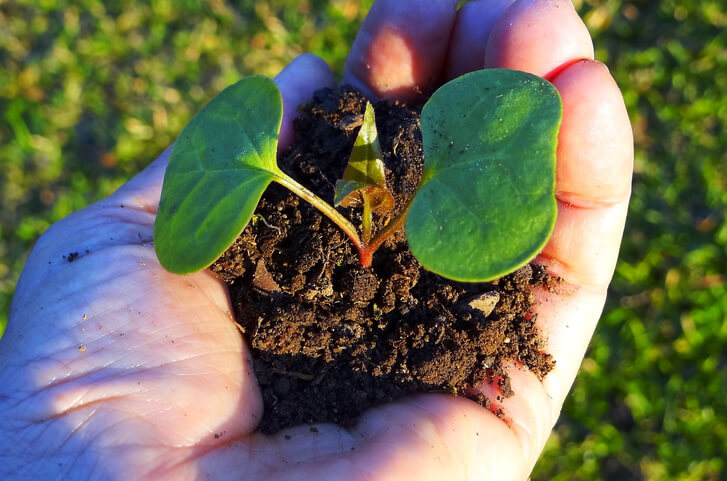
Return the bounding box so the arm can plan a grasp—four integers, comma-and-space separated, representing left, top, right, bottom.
211, 86, 558, 433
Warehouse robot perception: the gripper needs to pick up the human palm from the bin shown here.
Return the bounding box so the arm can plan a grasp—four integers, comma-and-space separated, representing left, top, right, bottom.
0, 1, 632, 480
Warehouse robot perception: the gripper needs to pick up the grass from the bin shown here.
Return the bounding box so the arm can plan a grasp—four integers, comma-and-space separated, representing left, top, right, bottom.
1, 0, 725, 479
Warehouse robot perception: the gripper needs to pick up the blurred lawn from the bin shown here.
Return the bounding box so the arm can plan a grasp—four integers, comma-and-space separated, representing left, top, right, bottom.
1, 0, 725, 479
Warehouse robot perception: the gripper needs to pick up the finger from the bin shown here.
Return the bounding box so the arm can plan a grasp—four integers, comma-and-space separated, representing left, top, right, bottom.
552, 60, 634, 207
109, 53, 336, 215
473, 0, 633, 468
201, 395, 531, 481
484, 0, 594, 78
470, 288, 618, 474
444, 0, 516, 80
436, 55, 631, 476
541, 60, 633, 287
485, 0, 632, 287
484, 0, 631, 366
533, 58, 632, 406
276, 54, 337, 153
343, 0, 458, 102
532, 284, 610, 414
473, 363, 558, 470
540, 197, 630, 288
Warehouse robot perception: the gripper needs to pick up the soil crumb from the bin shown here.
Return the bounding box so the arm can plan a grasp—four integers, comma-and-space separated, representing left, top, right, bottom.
212, 86, 559, 433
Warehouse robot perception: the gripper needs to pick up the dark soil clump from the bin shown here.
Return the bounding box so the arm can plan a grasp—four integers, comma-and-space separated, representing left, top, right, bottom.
211, 86, 558, 434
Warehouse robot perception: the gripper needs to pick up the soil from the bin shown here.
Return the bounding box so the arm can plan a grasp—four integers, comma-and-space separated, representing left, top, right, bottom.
211, 86, 559, 434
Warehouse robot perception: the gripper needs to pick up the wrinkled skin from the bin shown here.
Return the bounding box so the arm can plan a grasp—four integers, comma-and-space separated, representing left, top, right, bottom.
0, 1, 632, 479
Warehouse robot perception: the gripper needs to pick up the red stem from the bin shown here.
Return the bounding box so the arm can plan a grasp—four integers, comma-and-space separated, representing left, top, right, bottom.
357, 246, 374, 268
274, 174, 415, 269
356, 197, 414, 267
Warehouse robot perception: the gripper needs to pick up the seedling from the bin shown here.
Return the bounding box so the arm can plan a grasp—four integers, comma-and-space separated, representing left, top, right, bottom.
154, 69, 562, 282
333, 101, 394, 246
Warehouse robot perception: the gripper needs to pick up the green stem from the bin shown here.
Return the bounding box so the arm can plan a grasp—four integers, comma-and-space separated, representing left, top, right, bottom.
274, 175, 365, 254
362, 196, 373, 244
275, 175, 416, 269
357, 194, 417, 267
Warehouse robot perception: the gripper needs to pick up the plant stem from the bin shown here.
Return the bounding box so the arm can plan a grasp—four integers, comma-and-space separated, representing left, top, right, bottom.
275, 175, 416, 269
356, 194, 416, 267
362, 196, 373, 244
274, 175, 366, 256
364, 199, 413, 256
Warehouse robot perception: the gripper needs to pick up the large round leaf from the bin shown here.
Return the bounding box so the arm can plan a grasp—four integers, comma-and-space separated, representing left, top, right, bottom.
406, 69, 562, 282
155, 76, 283, 274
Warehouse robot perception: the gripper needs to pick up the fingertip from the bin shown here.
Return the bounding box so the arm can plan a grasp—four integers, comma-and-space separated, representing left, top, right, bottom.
552, 59, 633, 206
274, 53, 337, 153
343, 0, 458, 102
485, 0, 594, 77
445, 0, 516, 80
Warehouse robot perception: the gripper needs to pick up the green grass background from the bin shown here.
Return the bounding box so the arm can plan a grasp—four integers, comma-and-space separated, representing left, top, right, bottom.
1, 0, 725, 479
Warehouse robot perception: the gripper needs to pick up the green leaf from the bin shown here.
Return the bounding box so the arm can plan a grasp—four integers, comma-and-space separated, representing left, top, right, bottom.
406, 69, 562, 282
334, 101, 394, 215
155, 76, 284, 274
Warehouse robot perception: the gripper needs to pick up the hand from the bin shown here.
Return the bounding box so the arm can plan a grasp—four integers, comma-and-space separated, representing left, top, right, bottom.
0, 0, 632, 479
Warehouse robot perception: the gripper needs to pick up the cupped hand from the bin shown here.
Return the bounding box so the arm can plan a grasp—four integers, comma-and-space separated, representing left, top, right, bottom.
0, 1, 632, 479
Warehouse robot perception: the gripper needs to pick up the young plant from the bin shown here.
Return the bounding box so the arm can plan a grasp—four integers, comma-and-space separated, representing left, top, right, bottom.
333, 100, 394, 246
154, 69, 562, 282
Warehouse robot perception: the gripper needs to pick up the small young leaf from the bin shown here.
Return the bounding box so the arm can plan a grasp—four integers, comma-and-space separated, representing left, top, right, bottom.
155, 76, 284, 274
334, 101, 394, 215
406, 69, 562, 282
